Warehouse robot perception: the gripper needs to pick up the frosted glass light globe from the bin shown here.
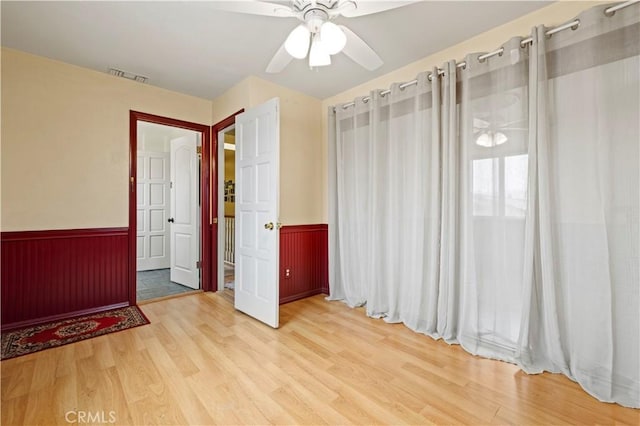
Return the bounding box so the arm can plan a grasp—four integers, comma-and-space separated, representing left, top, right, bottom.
320, 22, 346, 55
285, 25, 311, 59
476, 131, 508, 147
309, 35, 331, 67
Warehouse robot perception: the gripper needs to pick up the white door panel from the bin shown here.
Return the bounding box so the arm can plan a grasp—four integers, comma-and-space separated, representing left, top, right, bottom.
235, 97, 280, 328
149, 210, 165, 231
137, 151, 170, 271
136, 236, 145, 261
170, 135, 199, 289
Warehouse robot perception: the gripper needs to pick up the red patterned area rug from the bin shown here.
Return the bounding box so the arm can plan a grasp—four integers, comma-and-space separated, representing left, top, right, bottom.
1, 306, 149, 360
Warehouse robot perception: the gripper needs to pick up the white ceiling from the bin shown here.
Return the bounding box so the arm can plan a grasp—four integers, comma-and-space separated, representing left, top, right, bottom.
1, 1, 552, 100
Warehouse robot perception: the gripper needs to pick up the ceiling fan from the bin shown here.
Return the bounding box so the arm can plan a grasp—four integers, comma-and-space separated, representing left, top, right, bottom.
211, 0, 417, 73
473, 117, 527, 147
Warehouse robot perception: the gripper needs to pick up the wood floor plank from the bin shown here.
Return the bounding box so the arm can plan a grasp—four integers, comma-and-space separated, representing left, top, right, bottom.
101, 366, 135, 426
1, 358, 35, 400
22, 386, 59, 425
2, 293, 638, 425
0, 394, 28, 425
152, 323, 200, 378
390, 364, 496, 423
54, 343, 78, 378
143, 337, 214, 425
112, 348, 165, 405
29, 349, 58, 393
269, 385, 329, 425
330, 384, 413, 425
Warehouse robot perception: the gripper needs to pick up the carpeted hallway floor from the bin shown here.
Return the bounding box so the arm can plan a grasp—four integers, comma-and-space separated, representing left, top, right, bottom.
136, 269, 195, 301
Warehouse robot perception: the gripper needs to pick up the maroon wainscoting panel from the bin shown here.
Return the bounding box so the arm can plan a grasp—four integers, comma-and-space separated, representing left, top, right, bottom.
1, 228, 130, 330
279, 224, 328, 304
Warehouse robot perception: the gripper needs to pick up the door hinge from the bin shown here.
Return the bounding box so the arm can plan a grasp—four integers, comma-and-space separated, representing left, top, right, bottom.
212, 217, 218, 224
196, 146, 202, 154
196, 261, 201, 269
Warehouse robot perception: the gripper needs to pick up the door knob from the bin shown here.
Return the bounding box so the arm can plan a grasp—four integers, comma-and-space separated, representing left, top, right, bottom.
264, 222, 274, 230
168, 218, 174, 223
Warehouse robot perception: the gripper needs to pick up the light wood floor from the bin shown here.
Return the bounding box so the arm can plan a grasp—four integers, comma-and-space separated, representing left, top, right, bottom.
2, 294, 638, 425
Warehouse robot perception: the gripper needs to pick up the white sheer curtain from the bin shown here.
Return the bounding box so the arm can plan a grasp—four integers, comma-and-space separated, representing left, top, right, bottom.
331, 96, 373, 307
330, 71, 444, 334
520, 6, 640, 407
457, 37, 531, 361
328, 1, 639, 408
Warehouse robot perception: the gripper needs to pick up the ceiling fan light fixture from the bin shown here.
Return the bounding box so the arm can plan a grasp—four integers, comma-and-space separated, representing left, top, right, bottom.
284, 24, 311, 59
320, 21, 346, 55
476, 131, 508, 147
309, 34, 331, 67
494, 132, 508, 146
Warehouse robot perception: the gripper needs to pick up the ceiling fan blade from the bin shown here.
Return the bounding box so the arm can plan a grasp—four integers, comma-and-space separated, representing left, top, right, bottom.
339, 0, 418, 18
339, 25, 383, 71
500, 118, 527, 127
473, 118, 490, 129
265, 42, 293, 73
209, 1, 295, 18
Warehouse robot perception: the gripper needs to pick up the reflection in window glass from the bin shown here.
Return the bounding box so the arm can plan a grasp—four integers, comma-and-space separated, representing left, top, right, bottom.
505, 155, 528, 217
473, 158, 498, 216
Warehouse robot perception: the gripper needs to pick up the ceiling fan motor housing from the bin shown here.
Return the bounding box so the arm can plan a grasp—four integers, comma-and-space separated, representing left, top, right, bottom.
304, 9, 329, 33
292, 0, 341, 13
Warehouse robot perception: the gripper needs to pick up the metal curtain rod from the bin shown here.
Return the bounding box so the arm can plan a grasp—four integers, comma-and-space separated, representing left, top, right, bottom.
518, 19, 580, 47
337, 0, 638, 111
605, 0, 640, 14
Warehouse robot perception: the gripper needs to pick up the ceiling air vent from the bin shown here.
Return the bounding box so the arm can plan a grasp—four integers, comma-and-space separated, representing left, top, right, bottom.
107, 68, 148, 84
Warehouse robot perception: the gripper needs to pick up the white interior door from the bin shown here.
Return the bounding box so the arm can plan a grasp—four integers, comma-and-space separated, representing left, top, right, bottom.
137, 151, 170, 271
170, 135, 199, 289
235, 97, 280, 328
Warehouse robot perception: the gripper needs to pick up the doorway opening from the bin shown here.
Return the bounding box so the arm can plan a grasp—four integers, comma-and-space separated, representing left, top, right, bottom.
129, 111, 212, 305
136, 122, 202, 301
212, 110, 243, 304
218, 125, 236, 303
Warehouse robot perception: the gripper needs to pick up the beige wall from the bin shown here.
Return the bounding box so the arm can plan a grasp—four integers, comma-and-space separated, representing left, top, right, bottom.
319, 0, 607, 222
212, 76, 323, 226
211, 77, 252, 125
2, 1, 604, 231
1, 48, 212, 231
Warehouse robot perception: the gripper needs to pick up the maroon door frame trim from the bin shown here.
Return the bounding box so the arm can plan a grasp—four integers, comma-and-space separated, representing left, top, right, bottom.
211, 110, 244, 292
129, 111, 212, 305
